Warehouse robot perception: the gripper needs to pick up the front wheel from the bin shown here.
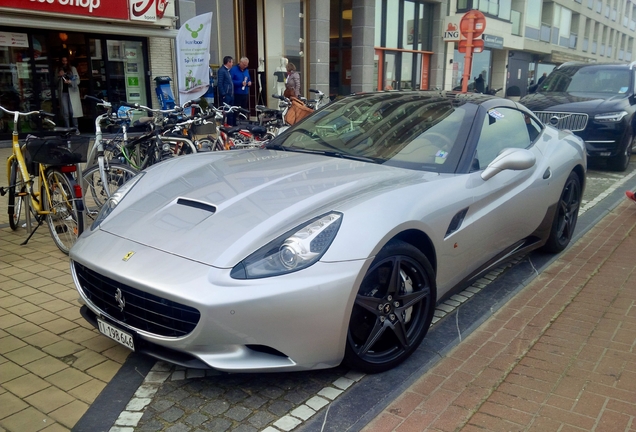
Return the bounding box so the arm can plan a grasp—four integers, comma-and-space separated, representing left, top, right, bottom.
82, 163, 138, 219
541, 171, 581, 253
608, 136, 634, 172
8, 160, 26, 231
44, 169, 84, 254
344, 240, 436, 373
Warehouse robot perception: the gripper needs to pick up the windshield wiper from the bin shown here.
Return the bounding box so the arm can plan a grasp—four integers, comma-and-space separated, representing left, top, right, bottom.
282, 147, 380, 163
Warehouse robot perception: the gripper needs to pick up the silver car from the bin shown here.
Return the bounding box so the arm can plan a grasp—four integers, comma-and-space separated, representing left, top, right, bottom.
70, 91, 586, 373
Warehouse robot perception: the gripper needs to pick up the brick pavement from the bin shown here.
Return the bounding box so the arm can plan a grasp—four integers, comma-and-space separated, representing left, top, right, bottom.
363, 199, 636, 432
0, 147, 130, 432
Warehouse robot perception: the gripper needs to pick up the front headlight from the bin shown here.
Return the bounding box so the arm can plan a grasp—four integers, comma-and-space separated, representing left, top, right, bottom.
594, 111, 628, 122
91, 172, 144, 230
231, 212, 343, 279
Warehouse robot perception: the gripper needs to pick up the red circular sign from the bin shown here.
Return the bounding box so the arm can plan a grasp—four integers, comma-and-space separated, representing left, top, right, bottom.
460, 10, 486, 39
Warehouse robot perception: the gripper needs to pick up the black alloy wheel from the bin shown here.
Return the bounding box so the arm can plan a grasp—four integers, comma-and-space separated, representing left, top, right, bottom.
542, 171, 581, 253
344, 240, 436, 373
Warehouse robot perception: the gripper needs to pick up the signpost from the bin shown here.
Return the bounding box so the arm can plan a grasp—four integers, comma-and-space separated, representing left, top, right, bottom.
459, 10, 486, 93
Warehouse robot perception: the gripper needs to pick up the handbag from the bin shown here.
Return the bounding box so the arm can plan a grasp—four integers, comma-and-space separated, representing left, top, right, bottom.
284, 97, 313, 125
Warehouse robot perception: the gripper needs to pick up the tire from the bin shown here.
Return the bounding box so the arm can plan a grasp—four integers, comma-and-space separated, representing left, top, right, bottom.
213, 137, 225, 151
344, 240, 436, 373
608, 136, 634, 172
8, 160, 26, 231
45, 169, 84, 254
82, 163, 138, 219
542, 171, 581, 253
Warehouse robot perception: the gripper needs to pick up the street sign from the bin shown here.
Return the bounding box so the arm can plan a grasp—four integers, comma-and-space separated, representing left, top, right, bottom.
460, 10, 486, 39
458, 39, 484, 54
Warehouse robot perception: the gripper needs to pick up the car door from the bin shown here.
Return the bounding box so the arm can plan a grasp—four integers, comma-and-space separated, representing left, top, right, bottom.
437, 107, 550, 290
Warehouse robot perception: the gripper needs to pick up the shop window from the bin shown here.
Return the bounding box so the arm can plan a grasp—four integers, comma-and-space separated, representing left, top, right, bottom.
265, 0, 306, 108
106, 40, 147, 105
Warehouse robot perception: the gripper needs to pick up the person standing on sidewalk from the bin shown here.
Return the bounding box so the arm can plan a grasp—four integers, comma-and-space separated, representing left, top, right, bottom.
56, 56, 83, 132
230, 57, 251, 112
217, 56, 235, 126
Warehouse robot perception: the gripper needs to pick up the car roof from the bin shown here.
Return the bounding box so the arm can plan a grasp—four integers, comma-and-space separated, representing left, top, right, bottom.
557, 62, 633, 71
350, 90, 515, 108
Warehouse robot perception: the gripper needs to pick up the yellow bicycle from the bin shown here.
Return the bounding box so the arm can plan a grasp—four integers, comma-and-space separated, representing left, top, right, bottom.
1, 106, 85, 254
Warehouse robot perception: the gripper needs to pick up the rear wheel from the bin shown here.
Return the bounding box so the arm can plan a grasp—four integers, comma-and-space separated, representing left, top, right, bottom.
82, 163, 138, 219
542, 171, 581, 253
344, 240, 436, 373
45, 169, 83, 254
8, 160, 26, 231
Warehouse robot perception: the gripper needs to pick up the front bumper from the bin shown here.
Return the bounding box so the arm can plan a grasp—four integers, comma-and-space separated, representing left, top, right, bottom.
577, 121, 630, 157
70, 229, 369, 372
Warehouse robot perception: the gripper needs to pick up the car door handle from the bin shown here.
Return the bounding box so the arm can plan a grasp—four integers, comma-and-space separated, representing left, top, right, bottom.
543, 168, 552, 179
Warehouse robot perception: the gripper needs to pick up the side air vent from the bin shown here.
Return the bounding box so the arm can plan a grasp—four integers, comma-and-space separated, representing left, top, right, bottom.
445, 207, 469, 238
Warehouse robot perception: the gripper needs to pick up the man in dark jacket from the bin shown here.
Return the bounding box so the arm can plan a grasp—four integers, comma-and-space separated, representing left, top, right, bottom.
217, 56, 235, 125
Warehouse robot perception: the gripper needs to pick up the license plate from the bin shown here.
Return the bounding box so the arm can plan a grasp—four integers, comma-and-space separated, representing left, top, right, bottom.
97, 318, 135, 351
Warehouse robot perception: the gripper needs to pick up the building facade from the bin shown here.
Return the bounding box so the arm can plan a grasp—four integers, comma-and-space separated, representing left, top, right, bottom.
3, 0, 635, 138
0, 0, 178, 138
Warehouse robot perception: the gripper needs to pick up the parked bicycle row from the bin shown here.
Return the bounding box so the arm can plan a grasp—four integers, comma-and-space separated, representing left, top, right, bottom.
1, 89, 326, 253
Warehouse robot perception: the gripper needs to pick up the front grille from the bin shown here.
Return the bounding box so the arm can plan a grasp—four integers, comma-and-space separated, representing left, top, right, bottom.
74, 262, 200, 337
534, 111, 588, 131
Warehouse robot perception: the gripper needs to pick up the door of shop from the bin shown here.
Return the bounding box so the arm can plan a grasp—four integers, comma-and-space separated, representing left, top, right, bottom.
375, 48, 431, 91
506, 56, 530, 99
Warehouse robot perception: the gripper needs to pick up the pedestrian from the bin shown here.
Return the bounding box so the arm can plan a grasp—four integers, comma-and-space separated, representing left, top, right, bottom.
474, 73, 485, 93
537, 72, 547, 85
56, 56, 83, 132
285, 61, 301, 98
217, 56, 235, 126
230, 57, 251, 112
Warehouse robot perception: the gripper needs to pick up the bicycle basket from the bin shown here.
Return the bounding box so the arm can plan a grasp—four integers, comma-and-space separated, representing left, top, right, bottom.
25, 135, 90, 167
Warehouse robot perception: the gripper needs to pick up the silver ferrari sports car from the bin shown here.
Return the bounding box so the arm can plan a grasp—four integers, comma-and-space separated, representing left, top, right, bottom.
70, 91, 586, 373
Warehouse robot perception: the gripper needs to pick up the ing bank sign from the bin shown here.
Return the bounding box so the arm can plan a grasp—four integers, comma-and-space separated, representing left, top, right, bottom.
443, 16, 461, 42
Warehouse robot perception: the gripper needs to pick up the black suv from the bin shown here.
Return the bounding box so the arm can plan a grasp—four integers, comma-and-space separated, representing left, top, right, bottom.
520, 62, 636, 171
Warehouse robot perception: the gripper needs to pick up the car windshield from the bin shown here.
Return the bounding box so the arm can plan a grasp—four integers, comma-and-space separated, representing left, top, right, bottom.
539, 66, 632, 95
268, 93, 470, 173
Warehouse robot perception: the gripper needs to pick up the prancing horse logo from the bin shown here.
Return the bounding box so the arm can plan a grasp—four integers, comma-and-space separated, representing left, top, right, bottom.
115, 288, 126, 312
122, 251, 135, 261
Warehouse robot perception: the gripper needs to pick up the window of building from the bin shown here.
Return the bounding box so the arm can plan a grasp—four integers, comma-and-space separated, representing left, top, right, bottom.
457, 0, 511, 21
375, 0, 433, 91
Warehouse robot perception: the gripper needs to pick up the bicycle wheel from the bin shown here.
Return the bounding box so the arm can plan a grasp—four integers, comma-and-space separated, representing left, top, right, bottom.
44, 168, 84, 254
82, 163, 138, 218
8, 160, 26, 231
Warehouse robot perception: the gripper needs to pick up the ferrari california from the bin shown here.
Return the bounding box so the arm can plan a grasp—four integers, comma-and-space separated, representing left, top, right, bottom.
70, 91, 586, 374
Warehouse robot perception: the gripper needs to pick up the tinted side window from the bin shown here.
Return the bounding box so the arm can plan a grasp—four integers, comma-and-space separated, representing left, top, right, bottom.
473, 108, 533, 169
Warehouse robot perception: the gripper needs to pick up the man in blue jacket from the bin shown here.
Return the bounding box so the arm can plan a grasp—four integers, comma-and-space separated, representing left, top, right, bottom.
217, 56, 235, 125
231, 57, 252, 112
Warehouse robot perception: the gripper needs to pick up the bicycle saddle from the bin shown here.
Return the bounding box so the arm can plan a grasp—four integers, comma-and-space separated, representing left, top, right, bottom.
53, 127, 77, 136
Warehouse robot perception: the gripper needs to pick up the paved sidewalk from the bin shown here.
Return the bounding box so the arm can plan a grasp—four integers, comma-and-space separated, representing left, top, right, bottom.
0, 147, 131, 431
363, 199, 636, 432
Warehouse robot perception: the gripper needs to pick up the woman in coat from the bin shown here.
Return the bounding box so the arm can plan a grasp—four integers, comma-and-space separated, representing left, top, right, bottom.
285, 62, 301, 98
56, 56, 83, 131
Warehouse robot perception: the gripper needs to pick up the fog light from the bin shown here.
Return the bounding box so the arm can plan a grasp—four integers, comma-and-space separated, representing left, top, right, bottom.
600, 152, 611, 156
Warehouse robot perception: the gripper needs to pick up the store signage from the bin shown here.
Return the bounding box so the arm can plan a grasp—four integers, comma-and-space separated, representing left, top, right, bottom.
443, 16, 461, 42
0, 31, 29, 47
0, 0, 129, 20
130, 0, 157, 22
482, 34, 504, 49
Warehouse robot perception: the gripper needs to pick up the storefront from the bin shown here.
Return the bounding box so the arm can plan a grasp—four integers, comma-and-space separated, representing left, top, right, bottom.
0, 0, 177, 137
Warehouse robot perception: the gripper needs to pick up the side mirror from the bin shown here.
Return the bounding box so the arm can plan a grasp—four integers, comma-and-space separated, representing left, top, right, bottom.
481, 148, 536, 181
